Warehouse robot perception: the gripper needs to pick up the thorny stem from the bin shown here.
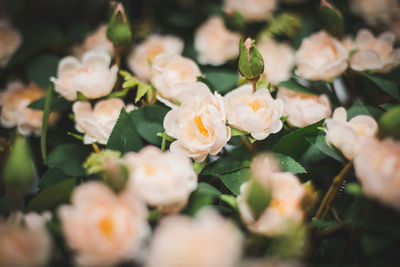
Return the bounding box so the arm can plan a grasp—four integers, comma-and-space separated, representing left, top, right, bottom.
315, 161, 353, 219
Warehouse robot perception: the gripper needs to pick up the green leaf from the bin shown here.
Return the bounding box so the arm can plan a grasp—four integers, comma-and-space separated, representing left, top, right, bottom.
193, 160, 206, 175
38, 168, 69, 190
202, 147, 251, 176
220, 168, 251, 196
41, 85, 53, 161
311, 219, 345, 230
347, 100, 383, 120
379, 105, 400, 138
319, 2, 344, 36
27, 55, 60, 89
45, 143, 91, 176
184, 183, 221, 216
27, 178, 76, 212
274, 153, 307, 174
28, 94, 71, 112
107, 109, 143, 153
203, 69, 239, 94
76, 91, 89, 101
273, 120, 324, 160
278, 79, 313, 94
130, 105, 169, 145
306, 135, 345, 162
246, 180, 271, 219
135, 82, 151, 103
363, 72, 400, 101
231, 128, 247, 136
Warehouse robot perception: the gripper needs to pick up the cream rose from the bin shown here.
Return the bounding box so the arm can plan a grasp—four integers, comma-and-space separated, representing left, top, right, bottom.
223, 0, 278, 21
0, 81, 58, 136
124, 146, 197, 213
151, 54, 202, 107
295, 31, 348, 81
325, 107, 378, 160
51, 50, 118, 101
145, 208, 243, 267
354, 138, 400, 210
73, 24, 114, 58
73, 98, 135, 145
257, 39, 295, 86
349, 29, 400, 73
58, 181, 148, 267
127, 34, 184, 82
224, 84, 283, 140
194, 16, 241, 66
0, 212, 52, 267
238, 155, 306, 236
277, 87, 331, 128
0, 20, 22, 67
163, 82, 230, 162
351, 0, 400, 26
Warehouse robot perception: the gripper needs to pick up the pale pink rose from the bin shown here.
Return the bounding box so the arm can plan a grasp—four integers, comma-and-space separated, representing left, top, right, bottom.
354, 138, 400, 210
277, 87, 332, 128
223, 0, 278, 21
194, 16, 241, 66
325, 107, 378, 160
163, 82, 230, 162
351, 0, 400, 26
0, 20, 22, 67
127, 34, 184, 82
295, 31, 348, 81
0, 81, 58, 136
349, 29, 400, 73
238, 171, 306, 236
257, 39, 295, 86
73, 24, 114, 58
146, 208, 243, 267
224, 84, 283, 140
59, 181, 148, 267
151, 54, 202, 107
73, 98, 135, 145
0, 212, 52, 267
124, 146, 197, 213
51, 50, 118, 101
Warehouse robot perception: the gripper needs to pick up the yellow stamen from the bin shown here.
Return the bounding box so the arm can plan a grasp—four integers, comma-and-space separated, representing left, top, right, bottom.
98, 216, 113, 237
194, 116, 209, 137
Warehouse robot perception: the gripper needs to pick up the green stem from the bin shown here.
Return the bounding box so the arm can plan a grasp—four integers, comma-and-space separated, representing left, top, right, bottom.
161, 130, 167, 152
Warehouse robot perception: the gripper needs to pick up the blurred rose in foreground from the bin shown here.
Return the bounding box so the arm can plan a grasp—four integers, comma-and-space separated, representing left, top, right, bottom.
354, 138, 400, 210
151, 54, 201, 107
0, 81, 58, 136
0, 20, 22, 67
348, 29, 400, 73
73, 24, 115, 58
59, 181, 148, 267
351, 0, 400, 26
277, 87, 331, 128
0, 212, 52, 267
73, 98, 135, 144
325, 107, 378, 160
164, 82, 230, 162
194, 16, 241, 66
295, 31, 348, 81
224, 84, 283, 140
124, 146, 197, 213
146, 208, 243, 267
257, 39, 294, 86
128, 34, 184, 82
223, 0, 278, 22
51, 50, 118, 101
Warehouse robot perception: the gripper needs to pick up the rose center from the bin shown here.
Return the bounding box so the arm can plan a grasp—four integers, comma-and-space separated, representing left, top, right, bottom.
194, 116, 209, 137
98, 216, 114, 237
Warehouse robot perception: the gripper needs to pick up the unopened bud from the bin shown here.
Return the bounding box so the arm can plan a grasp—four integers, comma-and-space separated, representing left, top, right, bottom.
107, 3, 132, 45
238, 38, 264, 80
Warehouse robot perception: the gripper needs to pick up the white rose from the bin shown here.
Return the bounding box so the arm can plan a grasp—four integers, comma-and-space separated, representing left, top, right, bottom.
277, 87, 332, 128
73, 98, 135, 145
257, 39, 295, 86
146, 208, 243, 267
73, 24, 114, 58
58, 181, 148, 267
163, 82, 230, 162
51, 50, 118, 101
223, 0, 278, 21
0, 81, 58, 136
349, 29, 400, 73
124, 146, 197, 213
354, 138, 400, 210
295, 31, 348, 81
151, 54, 202, 107
325, 107, 378, 160
224, 84, 283, 140
0, 20, 22, 67
194, 16, 241, 66
127, 34, 184, 82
